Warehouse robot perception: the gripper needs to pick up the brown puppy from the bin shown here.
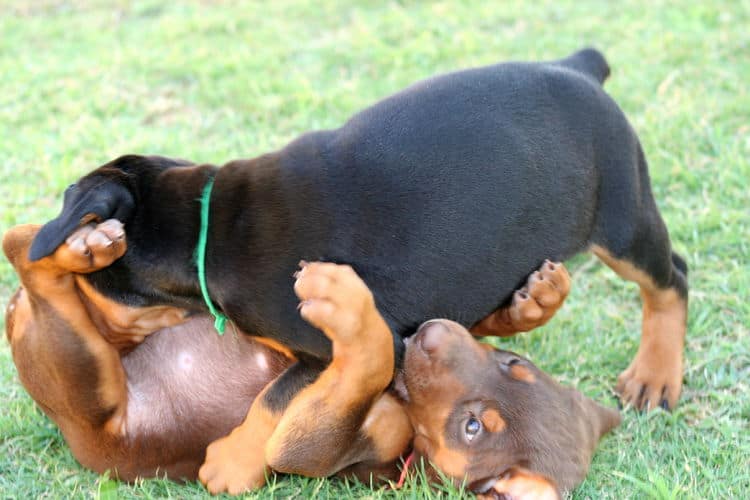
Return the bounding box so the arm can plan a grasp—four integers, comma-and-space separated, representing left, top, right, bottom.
3, 222, 614, 496
3, 222, 291, 479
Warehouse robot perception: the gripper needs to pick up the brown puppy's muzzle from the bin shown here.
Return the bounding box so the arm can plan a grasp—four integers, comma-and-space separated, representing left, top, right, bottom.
413, 319, 452, 357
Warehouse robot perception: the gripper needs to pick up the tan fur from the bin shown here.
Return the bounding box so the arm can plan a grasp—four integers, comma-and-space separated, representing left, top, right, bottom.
592, 246, 686, 409
471, 260, 571, 337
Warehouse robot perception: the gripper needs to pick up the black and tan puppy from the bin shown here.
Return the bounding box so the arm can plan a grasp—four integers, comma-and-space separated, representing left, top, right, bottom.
26, 48, 686, 492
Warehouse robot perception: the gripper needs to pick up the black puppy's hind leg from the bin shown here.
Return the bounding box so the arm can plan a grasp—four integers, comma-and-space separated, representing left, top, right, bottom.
592, 142, 688, 411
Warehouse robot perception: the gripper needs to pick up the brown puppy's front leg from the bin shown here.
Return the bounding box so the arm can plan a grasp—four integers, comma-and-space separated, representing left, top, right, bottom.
198, 262, 402, 494
471, 260, 571, 337
266, 262, 408, 476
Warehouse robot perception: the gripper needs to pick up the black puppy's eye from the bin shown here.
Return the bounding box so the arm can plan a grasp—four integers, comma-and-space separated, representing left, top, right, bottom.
506, 357, 521, 366
465, 416, 482, 442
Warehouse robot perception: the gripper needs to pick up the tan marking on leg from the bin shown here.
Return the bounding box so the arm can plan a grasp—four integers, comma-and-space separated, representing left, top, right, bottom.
359, 393, 413, 463
266, 262, 396, 477
75, 277, 187, 349
199, 381, 280, 494
593, 246, 686, 410
2, 224, 129, 434
250, 336, 296, 360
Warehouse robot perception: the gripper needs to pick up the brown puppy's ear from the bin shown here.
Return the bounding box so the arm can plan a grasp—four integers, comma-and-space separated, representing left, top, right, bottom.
587, 398, 621, 440
473, 467, 561, 500
29, 180, 134, 261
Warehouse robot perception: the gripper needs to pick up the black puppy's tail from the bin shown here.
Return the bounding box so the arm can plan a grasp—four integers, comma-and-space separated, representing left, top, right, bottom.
556, 48, 610, 85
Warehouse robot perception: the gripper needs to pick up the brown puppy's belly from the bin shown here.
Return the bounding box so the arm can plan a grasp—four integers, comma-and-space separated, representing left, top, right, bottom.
113, 316, 291, 480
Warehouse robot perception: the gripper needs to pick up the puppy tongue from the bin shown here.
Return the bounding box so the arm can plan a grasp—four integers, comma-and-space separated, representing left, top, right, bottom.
390, 370, 410, 403
394, 450, 416, 489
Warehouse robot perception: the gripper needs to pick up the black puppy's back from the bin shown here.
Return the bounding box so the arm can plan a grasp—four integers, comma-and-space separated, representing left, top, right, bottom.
207, 49, 640, 356
33, 49, 674, 363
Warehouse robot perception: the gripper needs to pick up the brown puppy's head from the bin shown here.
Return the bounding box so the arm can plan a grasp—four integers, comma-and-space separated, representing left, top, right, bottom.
28, 155, 192, 262
398, 319, 620, 494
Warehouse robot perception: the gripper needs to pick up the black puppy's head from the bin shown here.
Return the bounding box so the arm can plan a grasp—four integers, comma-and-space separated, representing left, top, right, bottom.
29, 155, 193, 261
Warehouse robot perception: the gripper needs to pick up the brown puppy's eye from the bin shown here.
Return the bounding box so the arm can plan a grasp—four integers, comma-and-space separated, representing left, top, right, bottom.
465, 416, 482, 442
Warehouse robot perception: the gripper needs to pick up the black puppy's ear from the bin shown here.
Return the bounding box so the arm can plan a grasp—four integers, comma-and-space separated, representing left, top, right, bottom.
28, 180, 134, 261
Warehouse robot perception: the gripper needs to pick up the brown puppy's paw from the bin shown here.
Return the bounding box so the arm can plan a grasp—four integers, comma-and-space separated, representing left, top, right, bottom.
508, 260, 570, 331
198, 430, 268, 495
293, 261, 389, 347
616, 347, 682, 411
473, 468, 561, 500
49, 219, 126, 273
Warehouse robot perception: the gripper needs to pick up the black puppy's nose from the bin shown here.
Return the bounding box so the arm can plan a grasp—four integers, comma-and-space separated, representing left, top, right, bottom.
418, 320, 450, 355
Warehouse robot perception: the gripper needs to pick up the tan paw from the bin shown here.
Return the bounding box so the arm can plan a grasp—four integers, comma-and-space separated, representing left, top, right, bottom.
198, 430, 268, 495
293, 261, 389, 347
49, 219, 126, 273
616, 347, 682, 411
508, 260, 570, 331
470, 260, 570, 337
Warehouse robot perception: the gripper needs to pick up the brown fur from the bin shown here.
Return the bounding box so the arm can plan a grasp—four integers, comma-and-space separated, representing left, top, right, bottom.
3, 224, 291, 481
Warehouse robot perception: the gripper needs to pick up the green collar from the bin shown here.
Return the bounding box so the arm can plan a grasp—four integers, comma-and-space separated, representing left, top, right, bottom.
194, 176, 228, 334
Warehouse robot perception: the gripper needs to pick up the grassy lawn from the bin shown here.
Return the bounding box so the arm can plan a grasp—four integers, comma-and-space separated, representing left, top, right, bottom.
1, 0, 748, 498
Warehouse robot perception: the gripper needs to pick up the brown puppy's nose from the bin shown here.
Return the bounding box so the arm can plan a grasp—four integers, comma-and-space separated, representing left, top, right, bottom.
418, 320, 450, 355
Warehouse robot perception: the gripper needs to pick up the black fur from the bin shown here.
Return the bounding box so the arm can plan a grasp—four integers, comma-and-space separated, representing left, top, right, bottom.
30, 48, 686, 366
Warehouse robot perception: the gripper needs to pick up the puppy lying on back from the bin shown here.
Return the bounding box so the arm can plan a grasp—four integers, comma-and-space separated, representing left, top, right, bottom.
3, 222, 619, 497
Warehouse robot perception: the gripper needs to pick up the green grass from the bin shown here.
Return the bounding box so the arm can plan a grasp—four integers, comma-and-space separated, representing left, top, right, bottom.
1, 0, 748, 498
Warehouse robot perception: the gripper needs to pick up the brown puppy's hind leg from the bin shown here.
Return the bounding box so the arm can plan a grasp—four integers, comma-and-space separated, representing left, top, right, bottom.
3, 222, 129, 436
198, 374, 283, 494
471, 260, 571, 337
